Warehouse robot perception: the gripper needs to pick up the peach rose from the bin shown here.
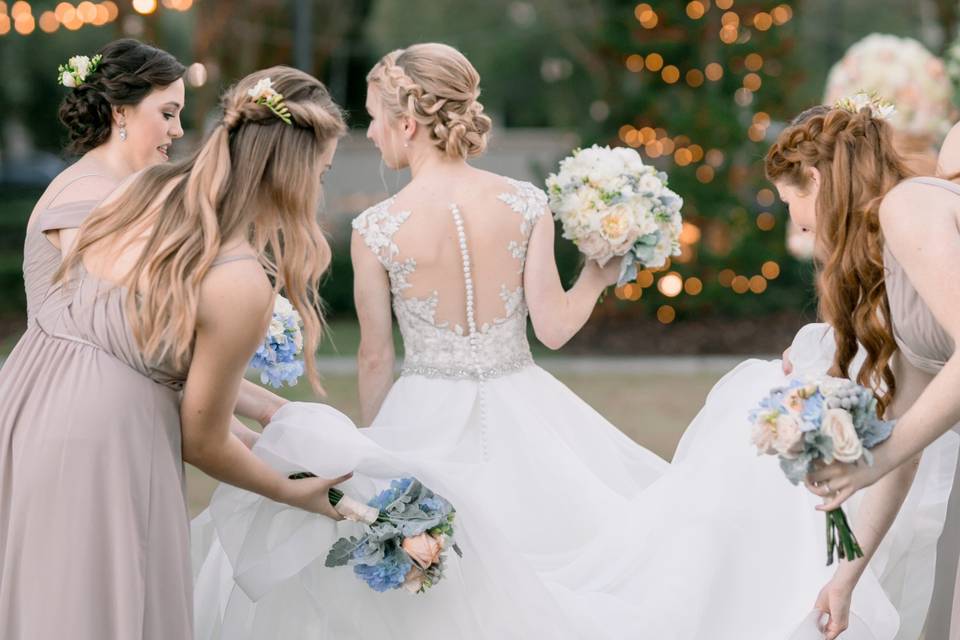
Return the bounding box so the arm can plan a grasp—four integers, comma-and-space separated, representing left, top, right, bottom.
402, 533, 443, 569
610, 226, 641, 256
577, 231, 615, 265
750, 414, 778, 455
821, 409, 863, 463
402, 566, 425, 594
600, 207, 632, 243
783, 389, 806, 416
773, 414, 805, 459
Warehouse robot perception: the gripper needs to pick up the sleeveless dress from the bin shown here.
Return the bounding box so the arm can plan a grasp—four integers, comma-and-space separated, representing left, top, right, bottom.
191, 180, 956, 639
0, 182, 257, 639
23, 173, 116, 322
882, 176, 960, 640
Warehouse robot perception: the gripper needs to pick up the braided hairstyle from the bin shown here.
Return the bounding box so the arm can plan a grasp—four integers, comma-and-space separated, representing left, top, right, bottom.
59, 66, 347, 393
765, 105, 913, 412
58, 39, 185, 155
367, 43, 492, 160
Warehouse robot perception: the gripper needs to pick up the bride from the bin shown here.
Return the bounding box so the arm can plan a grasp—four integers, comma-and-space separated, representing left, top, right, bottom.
192, 44, 957, 639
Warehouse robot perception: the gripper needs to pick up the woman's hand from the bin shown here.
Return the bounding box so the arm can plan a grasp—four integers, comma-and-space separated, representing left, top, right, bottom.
805, 450, 893, 512
581, 258, 621, 289
811, 578, 854, 640
283, 473, 353, 520
782, 346, 793, 375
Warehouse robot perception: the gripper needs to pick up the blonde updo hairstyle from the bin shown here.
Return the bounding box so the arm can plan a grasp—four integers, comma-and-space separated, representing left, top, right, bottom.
367, 43, 491, 160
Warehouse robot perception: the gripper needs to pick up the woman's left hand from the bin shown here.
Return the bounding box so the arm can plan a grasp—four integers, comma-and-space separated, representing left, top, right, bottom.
581, 257, 622, 288
811, 578, 854, 640
804, 452, 891, 511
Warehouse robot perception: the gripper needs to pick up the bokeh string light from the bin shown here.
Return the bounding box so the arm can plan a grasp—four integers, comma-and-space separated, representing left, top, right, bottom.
0, 0, 192, 36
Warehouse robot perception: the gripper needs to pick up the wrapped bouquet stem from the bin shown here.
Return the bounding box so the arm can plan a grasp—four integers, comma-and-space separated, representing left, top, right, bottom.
749, 378, 893, 565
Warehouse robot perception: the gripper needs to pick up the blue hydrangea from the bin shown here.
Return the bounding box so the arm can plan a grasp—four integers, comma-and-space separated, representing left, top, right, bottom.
249, 296, 305, 388
800, 392, 825, 431
352, 548, 412, 592
368, 478, 415, 511
419, 496, 448, 514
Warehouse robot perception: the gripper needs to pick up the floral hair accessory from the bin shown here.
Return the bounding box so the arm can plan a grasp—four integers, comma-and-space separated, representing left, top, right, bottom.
58, 54, 102, 88
834, 91, 897, 121
247, 78, 292, 125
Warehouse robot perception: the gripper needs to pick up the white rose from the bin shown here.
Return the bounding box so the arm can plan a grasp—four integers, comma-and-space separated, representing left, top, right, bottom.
588, 154, 625, 184
612, 146, 646, 172
638, 173, 664, 196
599, 204, 632, 243
61, 73, 77, 88
576, 145, 608, 167
821, 409, 864, 463
274, 295, 294, 315
268, 318, 285, 339
70, 55, 91, 79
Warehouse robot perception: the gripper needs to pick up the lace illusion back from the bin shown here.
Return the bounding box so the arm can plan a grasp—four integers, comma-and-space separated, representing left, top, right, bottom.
353, 178, 547, 380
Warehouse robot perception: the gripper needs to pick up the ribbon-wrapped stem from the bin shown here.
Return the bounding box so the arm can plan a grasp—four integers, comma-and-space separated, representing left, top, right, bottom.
289, 472, 389, 524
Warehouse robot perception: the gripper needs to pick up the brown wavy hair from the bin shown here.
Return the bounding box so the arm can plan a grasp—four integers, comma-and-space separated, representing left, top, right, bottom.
765, 105, 913, 412
59, 39, 185, 156
367, 43, 492, 160
58, 66, 346, 393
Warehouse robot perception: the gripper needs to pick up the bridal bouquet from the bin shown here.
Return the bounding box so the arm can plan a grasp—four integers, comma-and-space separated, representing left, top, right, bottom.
291, 474, 462, 594
823, 33, 952, 141
249, 295, 304, 388
749, 377, 894, 565
546, 144, 683, 286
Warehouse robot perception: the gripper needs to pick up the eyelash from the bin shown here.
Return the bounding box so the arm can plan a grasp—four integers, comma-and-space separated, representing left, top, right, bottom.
163, 113, 175, 120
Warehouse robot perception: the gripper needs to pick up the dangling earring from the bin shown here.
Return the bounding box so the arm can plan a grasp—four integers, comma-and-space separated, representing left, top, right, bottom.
119, 118, 127, 142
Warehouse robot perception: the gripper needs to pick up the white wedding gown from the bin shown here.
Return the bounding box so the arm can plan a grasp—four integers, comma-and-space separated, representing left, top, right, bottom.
192, 179, 957, 640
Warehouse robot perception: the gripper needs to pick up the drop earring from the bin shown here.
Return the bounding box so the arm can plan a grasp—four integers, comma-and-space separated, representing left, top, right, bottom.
119, 118, 127, 142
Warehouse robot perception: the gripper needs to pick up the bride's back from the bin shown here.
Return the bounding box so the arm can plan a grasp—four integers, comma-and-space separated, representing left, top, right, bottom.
353, 167, 546, 378
393, 169, 542, 329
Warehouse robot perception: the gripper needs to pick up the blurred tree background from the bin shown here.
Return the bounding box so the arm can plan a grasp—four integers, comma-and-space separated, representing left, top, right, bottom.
1, 0, 957, 352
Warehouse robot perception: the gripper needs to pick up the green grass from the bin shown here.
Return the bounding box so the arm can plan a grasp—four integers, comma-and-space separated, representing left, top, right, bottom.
185, 369, 723, 517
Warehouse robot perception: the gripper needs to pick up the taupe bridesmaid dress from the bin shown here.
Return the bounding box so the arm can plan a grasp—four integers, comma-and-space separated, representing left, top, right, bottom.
0, 183, 257, 638
883, 176, 960, 640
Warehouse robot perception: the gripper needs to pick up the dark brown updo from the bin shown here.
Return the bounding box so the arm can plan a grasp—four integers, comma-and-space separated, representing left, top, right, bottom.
58, 39, 185, 156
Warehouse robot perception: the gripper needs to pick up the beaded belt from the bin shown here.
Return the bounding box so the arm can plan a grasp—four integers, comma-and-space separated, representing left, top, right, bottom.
400, 354, 534, 380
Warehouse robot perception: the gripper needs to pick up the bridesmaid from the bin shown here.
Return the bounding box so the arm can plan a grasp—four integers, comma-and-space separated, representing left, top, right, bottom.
766, 101, 960, 639
28, 38, 186, 323
0, 66, 348, 639
32, 38, 282, 445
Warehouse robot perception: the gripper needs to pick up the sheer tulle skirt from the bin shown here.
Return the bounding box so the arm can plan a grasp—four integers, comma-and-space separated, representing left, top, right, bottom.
192, 324, 956, 639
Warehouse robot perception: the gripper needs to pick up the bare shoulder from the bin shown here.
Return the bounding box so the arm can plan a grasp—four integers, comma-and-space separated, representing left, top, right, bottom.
197, 255, 272, 329
474, 169, 539, 196
880, 179, 958, 246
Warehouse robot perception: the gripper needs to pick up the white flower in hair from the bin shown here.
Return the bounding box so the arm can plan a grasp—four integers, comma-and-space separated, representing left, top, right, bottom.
834, 91, 897, 121
247, 78, 276, 101
58, 54, 101, 88
247, 77, 292, 125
